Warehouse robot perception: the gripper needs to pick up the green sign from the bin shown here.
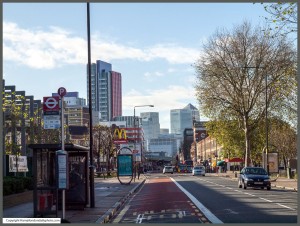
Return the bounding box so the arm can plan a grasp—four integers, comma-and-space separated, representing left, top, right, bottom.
118, 155, 133, 176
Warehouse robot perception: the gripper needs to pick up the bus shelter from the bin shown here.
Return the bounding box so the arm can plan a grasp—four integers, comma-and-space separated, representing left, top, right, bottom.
28, 143, 89, 217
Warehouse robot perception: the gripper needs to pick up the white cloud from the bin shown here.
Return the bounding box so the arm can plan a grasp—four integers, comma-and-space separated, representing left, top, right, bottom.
122, 85, 197, 129
3, 21, 201, 69
143, 71, 164, 82
123, 85, 196, 111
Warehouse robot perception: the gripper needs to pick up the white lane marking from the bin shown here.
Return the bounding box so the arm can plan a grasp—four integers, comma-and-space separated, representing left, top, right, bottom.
259, 197, 273, 202
197, 177, 297, 211
113, 205, 131, 223
276, 203, 296, 211
170, 177, 223, 224
224, 209, 239, 214
244, 192, 255, 197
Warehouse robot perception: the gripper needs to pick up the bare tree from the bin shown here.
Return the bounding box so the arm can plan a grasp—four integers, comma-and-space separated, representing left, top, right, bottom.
93, 125, 114, 173
194, 21, 296, 167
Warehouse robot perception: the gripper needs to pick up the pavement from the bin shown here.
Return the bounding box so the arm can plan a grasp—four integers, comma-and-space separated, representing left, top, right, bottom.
2, 171, 297, 223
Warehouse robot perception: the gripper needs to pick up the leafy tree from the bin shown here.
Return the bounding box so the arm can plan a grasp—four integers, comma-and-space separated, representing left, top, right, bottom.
262, 2, 297, 38
205, 119, 245, 160
269, 118, 297, 172
194, 21, 296, 167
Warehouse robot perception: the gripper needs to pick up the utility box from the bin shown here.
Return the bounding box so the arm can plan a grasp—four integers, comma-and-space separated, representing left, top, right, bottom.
29, 143, 89, 217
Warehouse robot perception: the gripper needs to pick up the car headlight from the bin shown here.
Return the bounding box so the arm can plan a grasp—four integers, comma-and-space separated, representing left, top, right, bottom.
245, 178, 253, 181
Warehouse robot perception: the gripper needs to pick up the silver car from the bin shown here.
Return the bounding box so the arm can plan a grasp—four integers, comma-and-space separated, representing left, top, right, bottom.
192, 166, 205, 176
163, 166, 174, 174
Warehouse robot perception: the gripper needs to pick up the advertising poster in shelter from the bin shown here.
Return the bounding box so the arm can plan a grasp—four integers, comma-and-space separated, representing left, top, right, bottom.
263, 152, 279, 173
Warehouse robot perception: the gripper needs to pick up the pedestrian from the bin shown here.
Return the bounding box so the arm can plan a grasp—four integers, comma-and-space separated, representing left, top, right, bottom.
138, 165, 143, 180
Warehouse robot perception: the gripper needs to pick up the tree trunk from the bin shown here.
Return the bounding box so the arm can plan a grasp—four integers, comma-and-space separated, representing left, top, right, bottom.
244, 116, 251, 167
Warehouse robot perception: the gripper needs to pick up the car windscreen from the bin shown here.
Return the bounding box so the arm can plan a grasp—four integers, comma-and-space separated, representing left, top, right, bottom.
245, 168, 267, 175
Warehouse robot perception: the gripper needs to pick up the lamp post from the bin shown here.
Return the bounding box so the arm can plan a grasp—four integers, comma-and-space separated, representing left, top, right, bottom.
87, 2, 95, 208
133, 105, 154, 179
265, 73, 269, 175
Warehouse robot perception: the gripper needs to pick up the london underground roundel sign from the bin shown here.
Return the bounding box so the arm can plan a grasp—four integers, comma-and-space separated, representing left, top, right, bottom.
43, 96, 60, 111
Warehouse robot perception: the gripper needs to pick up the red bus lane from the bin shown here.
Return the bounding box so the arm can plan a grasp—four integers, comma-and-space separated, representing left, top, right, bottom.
111, 177, 211, 224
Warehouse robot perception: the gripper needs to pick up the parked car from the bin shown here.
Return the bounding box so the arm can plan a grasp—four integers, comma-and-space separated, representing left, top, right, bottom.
238, 167, 271, 190
163, 166, 174, 174
192, 165, 205, 176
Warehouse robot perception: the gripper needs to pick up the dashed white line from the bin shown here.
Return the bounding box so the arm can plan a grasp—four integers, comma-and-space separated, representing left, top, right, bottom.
276, 203, 296, 211
244, 192, 255, 196
259, 197, 273, 202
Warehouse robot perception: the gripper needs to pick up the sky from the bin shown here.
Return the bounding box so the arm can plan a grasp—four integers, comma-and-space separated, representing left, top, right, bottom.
3, 2, 273, 130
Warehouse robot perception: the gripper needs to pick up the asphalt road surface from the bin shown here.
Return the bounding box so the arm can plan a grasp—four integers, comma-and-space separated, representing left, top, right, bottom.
110, 173, 297, 224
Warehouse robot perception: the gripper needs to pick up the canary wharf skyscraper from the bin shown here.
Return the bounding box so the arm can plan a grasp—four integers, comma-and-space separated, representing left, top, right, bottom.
87, 60, 122, 121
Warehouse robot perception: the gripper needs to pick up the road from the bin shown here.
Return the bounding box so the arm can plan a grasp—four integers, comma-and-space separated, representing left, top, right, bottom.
110, 173, 297, 224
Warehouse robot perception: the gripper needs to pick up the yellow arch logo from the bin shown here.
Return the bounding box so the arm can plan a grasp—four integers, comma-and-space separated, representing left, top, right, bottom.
114, 128, 127, 140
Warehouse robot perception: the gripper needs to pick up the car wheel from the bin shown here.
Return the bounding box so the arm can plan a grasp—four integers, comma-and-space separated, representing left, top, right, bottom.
261, 187, 264, 189
267, 186, 271, 190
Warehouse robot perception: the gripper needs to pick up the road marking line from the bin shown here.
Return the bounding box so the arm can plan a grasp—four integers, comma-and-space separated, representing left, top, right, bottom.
276, 203, 296, 211
113, 205, 131, 223
136, 214, 146, 223
171, 177, 223, 224
259, 197, 272, 202
244, 192, 255, 196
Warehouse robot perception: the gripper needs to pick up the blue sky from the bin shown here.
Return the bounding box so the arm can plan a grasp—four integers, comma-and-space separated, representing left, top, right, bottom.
3, 2, 272, 130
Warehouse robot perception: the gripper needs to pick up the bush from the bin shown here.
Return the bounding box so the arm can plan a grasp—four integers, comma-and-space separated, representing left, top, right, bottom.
22, 176, 34, 190
3, 176, 33, 196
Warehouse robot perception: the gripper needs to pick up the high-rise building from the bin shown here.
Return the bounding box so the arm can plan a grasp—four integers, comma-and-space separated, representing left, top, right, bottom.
183, 103, 200, 121
170, 103, 200, 137
140, 112, 160, 140
87, 60, 122, 121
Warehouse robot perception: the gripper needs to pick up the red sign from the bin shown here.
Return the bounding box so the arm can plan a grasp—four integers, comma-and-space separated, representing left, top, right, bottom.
58, 87, 67, 97
43, 96, 60, 112
113, 140, 128, 144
